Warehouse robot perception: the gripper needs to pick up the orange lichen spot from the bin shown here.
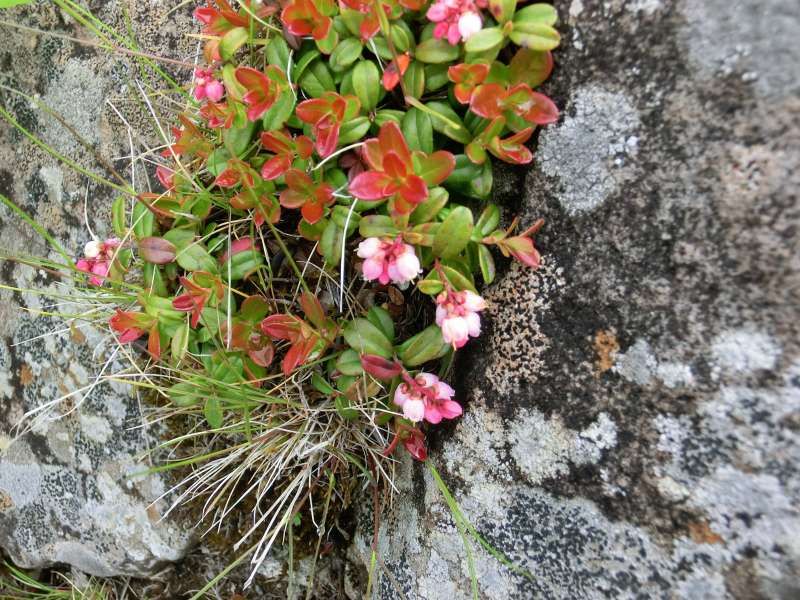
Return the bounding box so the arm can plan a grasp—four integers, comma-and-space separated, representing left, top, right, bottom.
594, 330, 619, 374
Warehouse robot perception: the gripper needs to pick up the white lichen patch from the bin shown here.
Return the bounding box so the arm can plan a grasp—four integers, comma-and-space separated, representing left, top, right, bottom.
510, 408, 617, 484
41, 59, 105, 157
537, 84, 641, 215
710, 327, 781, 379
614, 338, 694, 388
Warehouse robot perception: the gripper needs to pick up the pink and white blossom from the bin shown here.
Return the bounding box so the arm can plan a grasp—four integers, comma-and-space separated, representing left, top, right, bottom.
435, 289, 486, 348
76, 238, 121, 286
193, 68, 225, 102
393, 372, 462, 424
356, 236, 421, 285
426, 0, 487, 45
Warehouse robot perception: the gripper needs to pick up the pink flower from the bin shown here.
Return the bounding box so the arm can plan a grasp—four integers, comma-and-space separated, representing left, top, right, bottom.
193, 68, 225, 102
435, 289, 486, 348
76, 238, 121, 286
426, 0, 485, 45
393, 372, 462, 424
356, 236, 421, 285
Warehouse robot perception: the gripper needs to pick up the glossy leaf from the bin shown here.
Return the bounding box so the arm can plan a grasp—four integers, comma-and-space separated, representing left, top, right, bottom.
415, 38, 460, 64
433, 206, 474, 258
464, 27, 504, 53
343, 318, 393, 358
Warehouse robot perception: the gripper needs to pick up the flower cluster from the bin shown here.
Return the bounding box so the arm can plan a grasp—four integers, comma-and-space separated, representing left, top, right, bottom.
192, 68, 224, 102
436, 289, 487, 348
427, 0, 487, 44
76, 238, 120, 286
357, 236, 421, 285
394, 372, 462, 424
85, 0, 559, 470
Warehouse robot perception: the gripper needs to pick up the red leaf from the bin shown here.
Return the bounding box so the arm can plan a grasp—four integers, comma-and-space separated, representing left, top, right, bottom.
261, 314, 300, 340
214, 168, 240, 188
397, 174, 428, 207
349, 171, 394, 200
413, 150, 455, 186
314, 115, 340, 158
470, 83, 505, 119
301, 200, 325, 224
300, 291, 327, 329
138, 237, 177, 264
360, 354, 401, 380
261, 154, 291, 180
147, 322, 161, 362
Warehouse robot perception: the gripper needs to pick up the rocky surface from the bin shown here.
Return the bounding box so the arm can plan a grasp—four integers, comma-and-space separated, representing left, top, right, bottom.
0, 2, 197, 577
1, 0, 799, 597
354, 0, 800, 598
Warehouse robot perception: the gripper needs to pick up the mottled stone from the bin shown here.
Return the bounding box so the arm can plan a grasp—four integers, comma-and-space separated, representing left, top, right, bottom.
0, 1, 198, 577
355, 0, 800, 598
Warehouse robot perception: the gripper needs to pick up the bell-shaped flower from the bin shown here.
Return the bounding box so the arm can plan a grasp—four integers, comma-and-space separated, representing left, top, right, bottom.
435, 289, 486, 348
193, 68, 225, 102
356, 236, 421, 285
76, 238, 121, 286
393, 372, 462, 424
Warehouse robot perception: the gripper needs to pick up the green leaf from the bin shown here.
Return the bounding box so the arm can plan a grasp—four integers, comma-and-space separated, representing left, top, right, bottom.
352, 60, 381, 112
312, 372, 336, 395
509, 22, 561, 50
445, 155, 493, 200
403, 61, 426, 99
171, 322, 190, 362
111, 196, 126, 237
488, 0, 518, 23
0, 0, 33, 6
338, 116, 372, 145
343, 318, 393, 358
336, 349, 364, 375
204, 397, 223, 429
223, 120, 256, 157
266, 36, 291, 69
359, 215, 398, 237
410, 187, 448, 224
401, 108, 434, 153
224, 250, 265, 280
464, 27, 505, 53
293, 48, 321, 82
262, 89, 296, 131
478, 244, 496, 284
396, 325, 450, 367
367, 306, 395, 342
299, 59, 335, 97
424, 64, 450, 92
220, 27, 249, 62
433, 206, 474, 259
315, 26, 339, 54
415, 38, 460, 64
143, 263, 168, 296
335, 394, 359, 420
206, 148, 231, 177
330, 37, 363, 72
132, 201, 155, 238
513, 3, 558, 25
474, 204, 500, 238
169, 382, 203, 406
176, 242, 218, 273
374, 109, 405, 128
425, 101, 472, 144
320, 220, 346, 263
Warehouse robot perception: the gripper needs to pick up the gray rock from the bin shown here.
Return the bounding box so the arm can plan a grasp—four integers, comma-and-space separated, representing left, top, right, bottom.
0, 2, 197, 577
354, 0, 800, 598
